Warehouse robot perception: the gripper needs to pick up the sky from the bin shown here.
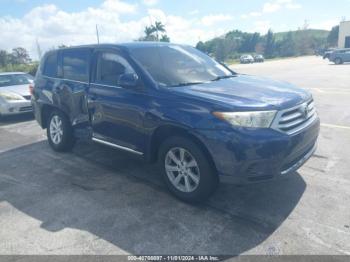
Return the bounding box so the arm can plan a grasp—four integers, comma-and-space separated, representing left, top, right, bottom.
0, 0, 349, 59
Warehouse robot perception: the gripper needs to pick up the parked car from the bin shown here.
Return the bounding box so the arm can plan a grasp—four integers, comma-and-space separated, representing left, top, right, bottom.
32, 43, 320, 202
0, 72, 34, 117
240, 54, 254, 64
254, 54, 265, 63
329, 48, 350, 64
323, 48, 336, 60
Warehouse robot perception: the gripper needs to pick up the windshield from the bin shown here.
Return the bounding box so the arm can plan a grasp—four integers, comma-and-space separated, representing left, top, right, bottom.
129, 45, 234, 87
0, 74, 32, 88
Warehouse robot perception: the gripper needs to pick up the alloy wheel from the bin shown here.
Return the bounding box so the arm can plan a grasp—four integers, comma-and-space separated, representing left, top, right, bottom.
49, 115, 63, 145
165, 147, 201, 193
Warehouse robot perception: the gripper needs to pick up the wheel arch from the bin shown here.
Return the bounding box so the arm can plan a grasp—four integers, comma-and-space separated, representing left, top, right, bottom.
40, 104, 68, 129
335, 57, 343, 64
147, 125, 218, 173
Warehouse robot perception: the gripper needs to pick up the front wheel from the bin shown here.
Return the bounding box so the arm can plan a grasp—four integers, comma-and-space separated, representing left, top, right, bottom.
158, 136, 218, 203
47, 110, 75, 152
335, 58, 343, 65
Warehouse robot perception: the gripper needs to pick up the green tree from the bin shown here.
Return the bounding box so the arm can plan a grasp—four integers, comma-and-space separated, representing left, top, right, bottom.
143, 26, 157, 41
327, 26, 339, 47
152, 21, 166, 41
295, 29, 313, 55
160, 34, 170, 42
264, 29, 275, 58
139, 22, 168, 42
250, 33, 260, 52
239, 32, 261, 53
10, 47, 31, 64
278, 32, 296, 57
0, 50, 9, 67
196, 41, 207, 53
214, 39, 226, 62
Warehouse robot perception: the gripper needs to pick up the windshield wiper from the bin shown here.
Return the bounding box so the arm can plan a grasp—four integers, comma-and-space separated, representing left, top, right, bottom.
211, 75, 237, 82
168, 82, 204, 87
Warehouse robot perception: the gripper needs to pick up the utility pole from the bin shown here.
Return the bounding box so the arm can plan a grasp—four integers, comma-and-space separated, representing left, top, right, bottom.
36, 38, 42, 60
96, 24, 100, 44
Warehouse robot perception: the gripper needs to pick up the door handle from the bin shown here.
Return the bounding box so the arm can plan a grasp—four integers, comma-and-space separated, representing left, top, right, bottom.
88, 93, 97, 102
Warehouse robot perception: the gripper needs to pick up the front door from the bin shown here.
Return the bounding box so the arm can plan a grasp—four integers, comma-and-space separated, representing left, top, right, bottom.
88, 50, 147, 154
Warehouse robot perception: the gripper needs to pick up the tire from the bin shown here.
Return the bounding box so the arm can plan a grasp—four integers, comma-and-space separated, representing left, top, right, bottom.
158, 136, 218, 203
47, 110, 75, 152
335, 58, 343, 65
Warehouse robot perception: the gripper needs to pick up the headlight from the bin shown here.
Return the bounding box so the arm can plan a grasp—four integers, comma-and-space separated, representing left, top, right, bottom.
213, 110, 277, 128
0, 92, 25, 101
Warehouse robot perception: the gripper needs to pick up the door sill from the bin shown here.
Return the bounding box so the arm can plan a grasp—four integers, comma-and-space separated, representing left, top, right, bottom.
92, 137, 144, 156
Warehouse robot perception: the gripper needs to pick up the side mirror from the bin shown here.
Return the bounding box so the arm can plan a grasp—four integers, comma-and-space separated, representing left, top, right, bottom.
118, 73, 139, 89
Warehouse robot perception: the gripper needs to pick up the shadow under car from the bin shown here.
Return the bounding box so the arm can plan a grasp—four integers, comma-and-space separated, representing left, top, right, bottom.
0, 140, 306, 255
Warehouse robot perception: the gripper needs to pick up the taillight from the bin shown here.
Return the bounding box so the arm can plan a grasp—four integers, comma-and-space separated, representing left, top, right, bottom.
29, 84, 34, 96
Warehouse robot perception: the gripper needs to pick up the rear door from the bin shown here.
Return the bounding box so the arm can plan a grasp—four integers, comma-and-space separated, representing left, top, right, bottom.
59, 48, 91, 126
88, 49, 148, 155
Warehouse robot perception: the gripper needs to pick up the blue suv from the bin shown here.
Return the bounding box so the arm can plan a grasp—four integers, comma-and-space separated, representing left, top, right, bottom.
32, 42, 320, 202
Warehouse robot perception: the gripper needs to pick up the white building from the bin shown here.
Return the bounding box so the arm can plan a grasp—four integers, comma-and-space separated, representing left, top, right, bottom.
338, 21, 350, 48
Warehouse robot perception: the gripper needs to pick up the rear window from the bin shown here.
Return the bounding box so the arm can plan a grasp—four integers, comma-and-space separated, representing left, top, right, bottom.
43, 53, 58, 77
63, 49, 90, 82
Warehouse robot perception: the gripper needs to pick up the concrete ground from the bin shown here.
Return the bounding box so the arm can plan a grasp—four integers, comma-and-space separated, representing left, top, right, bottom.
0, 56, 349, 256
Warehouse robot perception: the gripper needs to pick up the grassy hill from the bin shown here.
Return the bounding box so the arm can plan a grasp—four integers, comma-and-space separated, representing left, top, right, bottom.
196, 28, 331, 62
274, 29, 329, 41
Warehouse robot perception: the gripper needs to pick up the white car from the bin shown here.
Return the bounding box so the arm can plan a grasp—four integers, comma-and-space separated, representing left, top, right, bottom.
240, 55, 254, 64
0, 72, 34, 117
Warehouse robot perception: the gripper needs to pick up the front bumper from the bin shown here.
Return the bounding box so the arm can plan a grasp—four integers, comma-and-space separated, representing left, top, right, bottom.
0, 100, 33, 116
194, 117, 320, 184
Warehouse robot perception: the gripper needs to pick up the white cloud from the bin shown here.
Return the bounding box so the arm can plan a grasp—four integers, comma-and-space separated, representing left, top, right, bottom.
101, 0, 138, 13
311, 19, 340, 30
147, 9, 226, 44
242, 0, 300, 19
252, 20, 272, 34
0, 1, 229, 60
286, 3, 302, 9
249, 12, 262, 17
262, 0, 301, 13
241, 11, 262, 19
189, 9, 199, 16
263, 2, 281, 13
142, 0, 158, 6
200, 14, 233, 26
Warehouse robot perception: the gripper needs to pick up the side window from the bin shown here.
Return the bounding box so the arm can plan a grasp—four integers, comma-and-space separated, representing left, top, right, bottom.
43, 53, 58, 77
63, 49, 90, 82
95, 52, 135, 86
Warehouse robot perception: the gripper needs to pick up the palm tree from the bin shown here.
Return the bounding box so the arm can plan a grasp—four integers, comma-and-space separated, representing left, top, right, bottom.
138, 21, 168, 42
152, 21, 166, 41
143, 26, 156, 41
160, 34, 170, 42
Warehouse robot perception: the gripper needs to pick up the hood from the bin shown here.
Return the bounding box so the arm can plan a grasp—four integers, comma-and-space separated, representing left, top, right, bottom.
0, 84, 31, 97
169, 75, 311, 110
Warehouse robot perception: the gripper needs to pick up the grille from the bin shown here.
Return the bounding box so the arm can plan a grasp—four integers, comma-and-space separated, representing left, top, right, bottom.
23, 95, 31, 100
19, 106, 33, 112
272, 100, 317, 135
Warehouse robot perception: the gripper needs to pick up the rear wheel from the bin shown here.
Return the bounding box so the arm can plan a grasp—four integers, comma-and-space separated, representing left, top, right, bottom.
335, 58, 343, 65
47, 110, 75, 152
158, 136, 218, 203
